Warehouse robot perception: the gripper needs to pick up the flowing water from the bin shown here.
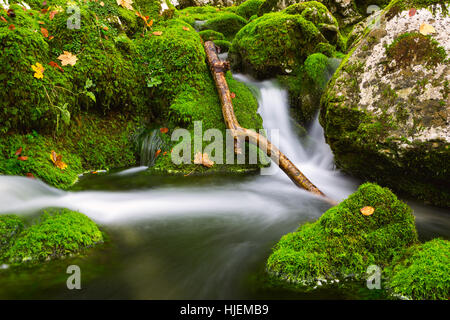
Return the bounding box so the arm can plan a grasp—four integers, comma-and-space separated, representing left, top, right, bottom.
0, 75, 449, 299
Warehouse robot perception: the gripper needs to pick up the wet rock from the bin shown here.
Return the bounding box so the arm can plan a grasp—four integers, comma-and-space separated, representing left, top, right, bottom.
320, 1, 450, 206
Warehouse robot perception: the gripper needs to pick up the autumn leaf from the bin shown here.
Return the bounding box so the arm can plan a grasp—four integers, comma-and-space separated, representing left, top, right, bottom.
100, 1, 105, 6
147, 19, 153, 28
230, 92, 236, 99
18, 156, 28, 161
155, 149, 161, 157
38, 21, 45, 25
152, 31, 163, 36
26, 173, 35, 179
117, 0, 133, 10
419, 23, 436, 35
50, 150, 67, 170
57, 51, 78, 66
41, 27, 49, 38
0, 16, 7, 23
49, 10, 58, 20
102, 26, 109, 31
182, 26, 189, 31
31, 62, 45, 79
160, 127, 168, 134
48, 61, 64, 72
163, 151, 167, 156
193, 152, 214, 168
360, 206, 375, 216
14, 147, 22, 156
8, 24, 15, 30
409, 8, 416, 17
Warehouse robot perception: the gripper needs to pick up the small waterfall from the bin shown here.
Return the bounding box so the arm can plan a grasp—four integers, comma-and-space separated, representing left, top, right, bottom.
133, 128, 164, 167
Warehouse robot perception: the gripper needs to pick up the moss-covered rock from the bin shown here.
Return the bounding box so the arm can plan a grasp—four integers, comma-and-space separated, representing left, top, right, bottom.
2, 209, 103, 264
213, 39, 232, 52
386, 238, 450, 300
236, 0, 265, 19
199, 29, 226, 41
229, 11, 326, 78
201, 12, 247, 40
267, 183, 418, 284
320, 1, 450, 206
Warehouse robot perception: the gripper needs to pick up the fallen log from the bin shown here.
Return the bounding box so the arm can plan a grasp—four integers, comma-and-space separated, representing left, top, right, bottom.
204, 41, 334, 203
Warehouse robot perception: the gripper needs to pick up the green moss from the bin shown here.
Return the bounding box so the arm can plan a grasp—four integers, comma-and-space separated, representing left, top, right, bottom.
0, 215, 24, 259
314, 42, 337, 57
202, 13, 247, 41
267, 183, 418, 283
304, 53, 329, 89
213, 39, 232, 52
199, 29, 226, 41
230, 12, 326, 78
2, 209, 103, 264
386, 238, 450, 300
236, 0, 265, 19
176, 5, 223, 26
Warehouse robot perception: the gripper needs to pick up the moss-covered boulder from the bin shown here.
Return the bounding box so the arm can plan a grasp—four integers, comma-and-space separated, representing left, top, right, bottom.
386, 238, 450, 300
267, 183, 418, 284
229, 11, 327, 78
199, 29, 226, 41
320, 0, 450, 206
1, 209, 103, 264
201, 12, 247, 40
236, 0, 265, 19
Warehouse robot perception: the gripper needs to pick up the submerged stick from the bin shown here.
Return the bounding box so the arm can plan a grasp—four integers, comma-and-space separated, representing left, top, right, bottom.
204, 41, 335, 203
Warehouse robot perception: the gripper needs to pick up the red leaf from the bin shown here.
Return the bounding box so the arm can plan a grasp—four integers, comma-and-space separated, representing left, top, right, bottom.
26, 173, 35, 179
41, 27, 49, 38
14, 147, 22, 156
48, 61, 64, 72
230, 92, 236, 99
409, 8, 416, 17
155, 149, 161, 157
18, 156, 28, 161
8, 24, 15, 30
0, 16, 7, 23
160, 127, 168, 134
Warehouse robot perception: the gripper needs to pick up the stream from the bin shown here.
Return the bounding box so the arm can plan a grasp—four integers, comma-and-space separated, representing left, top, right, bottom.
0, 75, 449, 299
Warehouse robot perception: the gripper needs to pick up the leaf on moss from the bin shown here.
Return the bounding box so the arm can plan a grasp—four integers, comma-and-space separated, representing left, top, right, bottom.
14, 147, 22, 156
152, 31, 163, 36
57, 51, 78, 66
117, 0, 133, 10
360, 206, 375, 216
31, 62, 45, 79
18, 156, 28, 161
160, 127, 168, 134
50, 150, 67, 170
41, 27, 49, 38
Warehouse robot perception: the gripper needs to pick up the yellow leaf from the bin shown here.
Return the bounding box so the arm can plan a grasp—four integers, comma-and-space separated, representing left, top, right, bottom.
360, 206, 375, 216
117, 0, 133, 10
57, 51, 78, 66
419, 23, 436, 35
50, 150, 67, 170
31, 62, 45, 79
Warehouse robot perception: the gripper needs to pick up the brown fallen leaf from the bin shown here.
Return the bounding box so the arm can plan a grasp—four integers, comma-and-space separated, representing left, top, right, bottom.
182, 26, 190, 31
41, 27, 48, 38
18, 156, 28, 161
409, 8, 416, 17
152, 31, 163, 36
26, 173, 35, 179
160, 127, 168, 134
14, 147, 22, 156
360, 206, 375, 216
155, 149, 161, 157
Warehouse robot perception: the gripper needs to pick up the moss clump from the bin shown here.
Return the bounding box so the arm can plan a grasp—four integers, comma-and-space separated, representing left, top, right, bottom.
385, 32, 447, 71
213, 39, 232, 52
176, 5, 223, 26
230, 12, 326, 78
267, 183, 418, 283
236, 0, 265, 19
0, 215, 24, 259
2, 209, 103, 264
202, 13, 247, 40
386, 238, 450, 300
304, 53, 329, 89
199, 29, 226, 41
